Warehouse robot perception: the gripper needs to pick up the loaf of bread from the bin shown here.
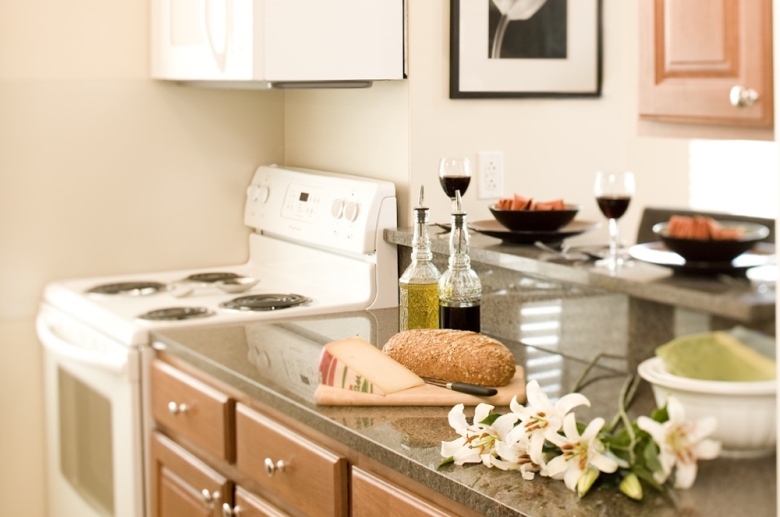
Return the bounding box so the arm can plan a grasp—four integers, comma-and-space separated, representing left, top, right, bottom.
382, 329, 516, 387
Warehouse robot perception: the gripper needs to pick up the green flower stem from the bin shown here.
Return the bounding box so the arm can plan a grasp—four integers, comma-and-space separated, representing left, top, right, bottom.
570, 353, 627, 394
606, 373, 640, 433
609, 374, 639, 465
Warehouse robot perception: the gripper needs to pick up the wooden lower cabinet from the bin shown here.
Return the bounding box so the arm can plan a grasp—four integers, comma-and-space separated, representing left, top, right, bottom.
151, 432, 231, 517
152, 431, 293, 517
223, 486, 292, 517
351, 468, 457, 517
150, 357, 462, 517
235, 403, 348, 517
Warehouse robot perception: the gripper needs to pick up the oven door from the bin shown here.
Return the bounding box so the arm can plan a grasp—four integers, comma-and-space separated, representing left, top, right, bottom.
37, 304, 143, 517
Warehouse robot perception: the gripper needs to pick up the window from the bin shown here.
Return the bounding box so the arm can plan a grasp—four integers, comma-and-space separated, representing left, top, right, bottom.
689, 140, 778, 218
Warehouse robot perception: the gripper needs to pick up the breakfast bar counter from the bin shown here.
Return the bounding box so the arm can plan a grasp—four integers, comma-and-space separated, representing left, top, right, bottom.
386, 226, 776, 372
151, 304, 776, 517
385, 227, 776, 326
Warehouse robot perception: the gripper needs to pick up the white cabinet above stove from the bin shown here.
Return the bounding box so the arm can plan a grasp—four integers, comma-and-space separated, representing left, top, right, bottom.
151, 0, 406, 88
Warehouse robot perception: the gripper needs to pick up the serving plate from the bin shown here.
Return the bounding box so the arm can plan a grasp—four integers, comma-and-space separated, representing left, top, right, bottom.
628, 241, 776, 276
467, 219, 600, 245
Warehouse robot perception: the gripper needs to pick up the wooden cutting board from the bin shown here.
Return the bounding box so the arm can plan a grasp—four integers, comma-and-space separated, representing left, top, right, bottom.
314, 365, 525, 406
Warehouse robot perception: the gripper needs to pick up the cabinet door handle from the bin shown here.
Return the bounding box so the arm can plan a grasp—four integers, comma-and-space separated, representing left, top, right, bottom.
200, 488, 220, 508
730, 85, 759, 107
222, 503, 243, 517
264, 457, 286, 477
167, 401, 189, 416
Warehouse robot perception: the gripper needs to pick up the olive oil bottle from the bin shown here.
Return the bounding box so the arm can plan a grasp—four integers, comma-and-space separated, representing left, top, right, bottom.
399, 186, 440, 331
439, 190, 481, 332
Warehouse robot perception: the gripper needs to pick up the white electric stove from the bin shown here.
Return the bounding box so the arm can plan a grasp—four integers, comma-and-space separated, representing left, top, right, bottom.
36, 164, 398, 517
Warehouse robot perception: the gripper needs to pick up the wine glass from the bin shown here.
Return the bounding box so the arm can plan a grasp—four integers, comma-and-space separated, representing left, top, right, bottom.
439, 158, 472, 211
594, 171, 635, 274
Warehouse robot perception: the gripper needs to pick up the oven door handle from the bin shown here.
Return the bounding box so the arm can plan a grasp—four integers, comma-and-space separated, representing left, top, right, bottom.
36, 317, 128, 376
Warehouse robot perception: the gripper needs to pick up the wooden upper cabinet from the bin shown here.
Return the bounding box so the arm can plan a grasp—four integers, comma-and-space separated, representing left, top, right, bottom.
639, 0, 773, 129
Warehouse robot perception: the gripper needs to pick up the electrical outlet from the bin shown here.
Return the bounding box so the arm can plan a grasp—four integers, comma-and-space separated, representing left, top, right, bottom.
477, 151, 505, 199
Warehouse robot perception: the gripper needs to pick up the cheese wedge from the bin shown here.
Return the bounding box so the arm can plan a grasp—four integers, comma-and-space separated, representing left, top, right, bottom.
318, 337, 424, 394
319, 348, 384, 394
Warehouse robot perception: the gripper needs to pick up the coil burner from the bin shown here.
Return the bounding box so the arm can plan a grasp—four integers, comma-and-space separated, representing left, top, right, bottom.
135, 307, 215, 321
183, 272, 243, 283
86, 282, 167, 297
219, 294, 310, 312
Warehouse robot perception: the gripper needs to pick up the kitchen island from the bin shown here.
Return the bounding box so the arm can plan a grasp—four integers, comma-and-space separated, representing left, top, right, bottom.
150, 304, 776, 517
386, 226, 776, 371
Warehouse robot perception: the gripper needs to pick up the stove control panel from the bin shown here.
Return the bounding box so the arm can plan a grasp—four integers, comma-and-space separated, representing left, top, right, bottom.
244, 165, 397, 255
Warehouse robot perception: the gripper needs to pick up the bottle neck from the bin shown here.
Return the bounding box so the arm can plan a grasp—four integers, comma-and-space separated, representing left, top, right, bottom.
448, 213, 470, 268
411, 209, 432, 263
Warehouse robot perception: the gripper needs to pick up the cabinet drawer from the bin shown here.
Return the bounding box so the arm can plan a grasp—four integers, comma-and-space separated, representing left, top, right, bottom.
235, 403, 347, 517
231, 486, 291, 517
351, 468, 455, 517
151, 360, 234, 461
151, 432, 231, 517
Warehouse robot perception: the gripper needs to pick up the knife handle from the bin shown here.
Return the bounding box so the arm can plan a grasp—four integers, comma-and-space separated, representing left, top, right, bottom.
448, 382, 498, 397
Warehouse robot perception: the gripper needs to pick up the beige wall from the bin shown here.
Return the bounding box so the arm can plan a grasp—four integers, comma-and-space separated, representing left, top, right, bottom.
0, 1, 284, 515
285, 1, 690, 243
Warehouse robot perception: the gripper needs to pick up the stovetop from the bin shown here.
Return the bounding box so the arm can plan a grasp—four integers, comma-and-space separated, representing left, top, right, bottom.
40, 165, 398, 346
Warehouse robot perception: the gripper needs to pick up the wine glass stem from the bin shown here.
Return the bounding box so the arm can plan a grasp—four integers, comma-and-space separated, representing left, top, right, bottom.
608, 217, 619, 267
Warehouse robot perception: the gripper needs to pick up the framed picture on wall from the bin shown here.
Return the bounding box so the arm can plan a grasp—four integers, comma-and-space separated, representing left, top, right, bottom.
450, 0, 602, 98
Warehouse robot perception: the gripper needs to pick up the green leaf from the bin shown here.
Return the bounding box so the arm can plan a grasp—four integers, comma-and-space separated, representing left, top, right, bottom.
438, 456, 454, 469
651, 405, 669, 423
479, 413, 501, 426
632, 465, 665, 493
602, 428, 632, 448
643, 440, 663, 473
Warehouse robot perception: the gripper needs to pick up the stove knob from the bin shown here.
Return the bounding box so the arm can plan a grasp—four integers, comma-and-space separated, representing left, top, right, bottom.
247, 184, 270, 203
331, 199, 344, 219
257, 185, 270, 203
344, 201, 360, 222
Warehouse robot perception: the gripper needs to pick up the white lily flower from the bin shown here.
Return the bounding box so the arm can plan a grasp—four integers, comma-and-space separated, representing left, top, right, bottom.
637, 396, 721, 489
490, 0, 550, 58
509, 380, 590, 466
492, 0, 548, 20
545, 414, 619, 493
441, 403, 519, 468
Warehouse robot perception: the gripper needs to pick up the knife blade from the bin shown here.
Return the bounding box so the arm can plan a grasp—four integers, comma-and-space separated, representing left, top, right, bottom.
421, 377, 498, 397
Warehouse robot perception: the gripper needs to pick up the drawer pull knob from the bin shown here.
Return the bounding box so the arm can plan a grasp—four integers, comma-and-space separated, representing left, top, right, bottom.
264, 457, 286, 477
222, 503, 243, 517
730, 85, 759, 107
167, 401, 189, 416
200, 488, 220, 507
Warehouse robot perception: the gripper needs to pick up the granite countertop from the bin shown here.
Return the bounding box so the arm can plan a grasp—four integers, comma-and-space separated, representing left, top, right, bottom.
384, 227, 776, 326
151, 305, 776, 517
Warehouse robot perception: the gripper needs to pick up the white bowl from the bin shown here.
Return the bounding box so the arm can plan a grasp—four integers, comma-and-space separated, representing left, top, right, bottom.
638, 357, 776, 458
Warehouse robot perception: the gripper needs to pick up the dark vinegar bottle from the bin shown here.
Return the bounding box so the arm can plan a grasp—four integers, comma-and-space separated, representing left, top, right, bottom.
438, 191, 481, 333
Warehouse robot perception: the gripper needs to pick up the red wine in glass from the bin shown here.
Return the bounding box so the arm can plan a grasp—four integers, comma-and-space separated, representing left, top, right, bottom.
594, 171, 635, 275
439, 176, 471, 199
596, 196, 631, 220
439, 158, 472, 210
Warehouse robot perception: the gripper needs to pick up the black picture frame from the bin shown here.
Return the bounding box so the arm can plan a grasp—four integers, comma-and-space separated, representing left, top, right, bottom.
450, 0, 603, 99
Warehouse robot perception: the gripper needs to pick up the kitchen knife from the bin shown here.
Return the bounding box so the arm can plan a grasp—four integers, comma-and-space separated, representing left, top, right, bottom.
421, 377, 498, 397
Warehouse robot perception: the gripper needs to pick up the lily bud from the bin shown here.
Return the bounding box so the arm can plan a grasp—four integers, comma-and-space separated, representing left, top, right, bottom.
619, 473, 643, 501
577, 467, 600, 497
